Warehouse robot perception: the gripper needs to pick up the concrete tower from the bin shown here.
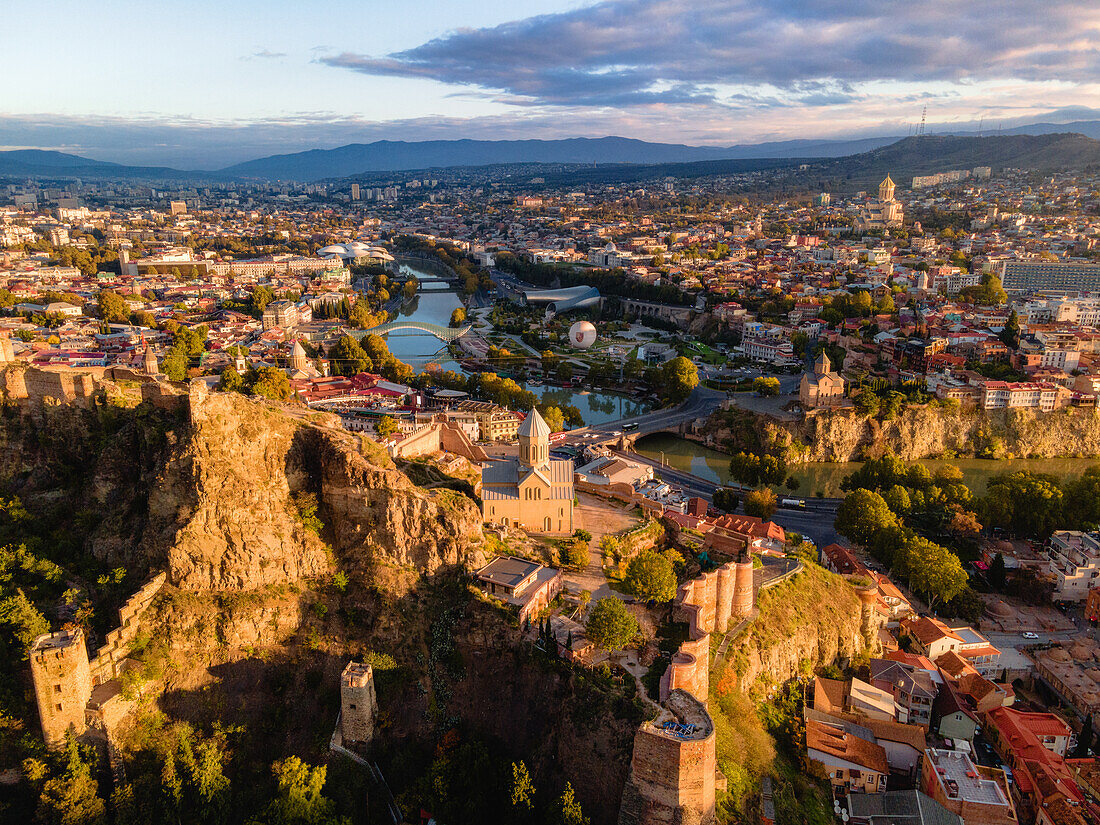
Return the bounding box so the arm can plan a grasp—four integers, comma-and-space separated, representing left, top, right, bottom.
29, 629, 92, 747
0, 333, 13, 364
340, 662, 378, 747
518, 407, 550, 469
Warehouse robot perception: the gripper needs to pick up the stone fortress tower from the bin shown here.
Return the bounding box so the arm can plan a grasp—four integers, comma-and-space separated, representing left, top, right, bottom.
339, 662, 379, 747
29, 628, 93, 748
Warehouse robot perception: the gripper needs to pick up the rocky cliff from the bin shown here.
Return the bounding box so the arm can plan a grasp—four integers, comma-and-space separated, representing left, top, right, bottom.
0, 374, 484, 593
727, 565, 866, 691
706, 403, 1100, 463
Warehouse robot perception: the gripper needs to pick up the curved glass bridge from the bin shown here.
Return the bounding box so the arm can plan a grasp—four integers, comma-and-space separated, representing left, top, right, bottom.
348, 320, 473, 343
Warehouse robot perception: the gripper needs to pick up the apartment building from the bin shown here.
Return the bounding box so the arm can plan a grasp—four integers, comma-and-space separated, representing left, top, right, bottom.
1047, 531, 1100, 602
920, 749, 1017, 825
900, 617, 1002, 677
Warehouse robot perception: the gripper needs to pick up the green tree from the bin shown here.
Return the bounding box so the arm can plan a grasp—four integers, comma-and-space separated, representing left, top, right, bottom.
0, 588, 49, 658
375, 416, 399, 438
903, 538, 968, 610
752, 376, 781, 396
560, 539, 589, 570
585, 598, 638, 651
623, 550, 676, 602
744, 488, 777, 519
999, 309, 1021, 349
251, 285, 275, 314
1074, 714, 1093, 758
728, 452, 761, 486
835, 489, 897, 546
982, 471, 1064, 537
251, 367, 292, 401
538, 405, 565, 434
511, 761, 535, 813
552, 782, 589, 825
661, 356, 699, 402
255, 756, 345, 825
853, 389, 880, 417
449, 307, 467, 327
328, 336, 372, 376
160, 348, 189, 381
989, 552, 1007, 590
35, 737, 106, 825
218, 367, 244, 393
130, 310, 156, 328
712, 488, 739, 513
96, 289, 129, 323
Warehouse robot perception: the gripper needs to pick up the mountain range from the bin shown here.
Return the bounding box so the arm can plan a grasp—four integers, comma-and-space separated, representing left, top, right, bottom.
4, 126, 1100, 184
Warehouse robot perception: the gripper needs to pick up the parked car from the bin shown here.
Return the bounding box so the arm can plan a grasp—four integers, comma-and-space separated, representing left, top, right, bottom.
1022, 631, 1040, 639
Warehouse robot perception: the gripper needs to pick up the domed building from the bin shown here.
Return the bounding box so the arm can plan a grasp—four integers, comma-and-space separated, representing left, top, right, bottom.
480, 408, 574, 534
857, 175, 904, 230
799, 351, 845, 408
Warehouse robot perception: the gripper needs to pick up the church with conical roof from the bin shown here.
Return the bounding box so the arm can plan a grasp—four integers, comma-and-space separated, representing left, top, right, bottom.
480, 408, 574, 534
799, 350, 846, 408
857, 173, 904, 230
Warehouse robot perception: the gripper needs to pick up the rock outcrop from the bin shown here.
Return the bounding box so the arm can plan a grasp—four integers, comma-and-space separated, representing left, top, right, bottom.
0, 371, 484, 593
706, 403, 1100, 463
729, 564, 866, 690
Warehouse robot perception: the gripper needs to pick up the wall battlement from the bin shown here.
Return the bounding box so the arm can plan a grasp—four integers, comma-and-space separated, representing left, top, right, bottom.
618, 689, 718, 825
28, 573, 166, 747
662, 559, 755, 705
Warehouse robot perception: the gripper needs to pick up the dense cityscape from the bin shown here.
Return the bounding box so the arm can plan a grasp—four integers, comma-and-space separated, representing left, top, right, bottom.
6, 3, 1100, 825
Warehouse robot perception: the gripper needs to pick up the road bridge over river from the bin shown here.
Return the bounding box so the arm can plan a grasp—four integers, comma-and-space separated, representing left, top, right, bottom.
558, 385, 842, 547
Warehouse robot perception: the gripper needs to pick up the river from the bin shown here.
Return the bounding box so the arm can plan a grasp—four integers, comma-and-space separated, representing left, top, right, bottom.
384, 264, 651, 427
633, 432, 1100, 496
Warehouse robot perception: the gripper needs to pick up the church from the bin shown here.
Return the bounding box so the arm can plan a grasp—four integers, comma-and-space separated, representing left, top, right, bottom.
480, 408, 574, 534
857, 174, 904, 230
799, 351, 846, 408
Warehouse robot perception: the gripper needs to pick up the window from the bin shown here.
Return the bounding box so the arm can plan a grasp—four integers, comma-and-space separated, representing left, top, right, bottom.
54, 684, 62, 693
349, 704, 357, 710
56, 703, 62, 712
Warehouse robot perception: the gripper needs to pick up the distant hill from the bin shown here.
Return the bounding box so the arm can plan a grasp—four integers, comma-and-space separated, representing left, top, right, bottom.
0, 149, 214, 181
809, 133, 1100, 193
219, 135, 902, 181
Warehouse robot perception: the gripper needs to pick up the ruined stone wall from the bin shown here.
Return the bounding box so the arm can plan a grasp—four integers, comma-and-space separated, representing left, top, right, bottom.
90, 573, 166, 684
618, 690, 717, 825
2, 366, 99, 407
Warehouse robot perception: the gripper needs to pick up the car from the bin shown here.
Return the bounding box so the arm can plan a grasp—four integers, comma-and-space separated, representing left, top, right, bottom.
1022, 631, 1040, 639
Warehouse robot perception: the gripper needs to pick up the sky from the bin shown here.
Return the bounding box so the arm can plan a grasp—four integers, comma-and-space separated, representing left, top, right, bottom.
3, 0, 1100, 168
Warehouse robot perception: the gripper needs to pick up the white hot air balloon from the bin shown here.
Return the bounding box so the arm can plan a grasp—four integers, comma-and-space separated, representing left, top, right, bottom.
568, 320, 597, 349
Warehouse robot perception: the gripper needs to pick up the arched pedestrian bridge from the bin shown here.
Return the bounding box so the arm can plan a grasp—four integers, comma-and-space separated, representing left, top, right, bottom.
349, 320, 472, 343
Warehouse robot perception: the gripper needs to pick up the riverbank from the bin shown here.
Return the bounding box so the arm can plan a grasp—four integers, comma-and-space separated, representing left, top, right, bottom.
634, 432, 1100, 497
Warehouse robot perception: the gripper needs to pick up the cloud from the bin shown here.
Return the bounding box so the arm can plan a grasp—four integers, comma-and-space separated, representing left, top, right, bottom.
245, 49, 287, 60
319, 0, 1100, 108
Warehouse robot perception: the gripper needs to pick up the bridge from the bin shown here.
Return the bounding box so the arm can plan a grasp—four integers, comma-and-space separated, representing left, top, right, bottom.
349, 320, 472, 343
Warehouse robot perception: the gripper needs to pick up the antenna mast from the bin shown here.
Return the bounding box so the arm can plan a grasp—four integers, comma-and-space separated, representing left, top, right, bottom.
918, 106, 927, 137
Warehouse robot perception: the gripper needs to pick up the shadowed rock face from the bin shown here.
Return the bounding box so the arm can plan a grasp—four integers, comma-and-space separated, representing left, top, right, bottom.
147, 388, 484, 590
0, 378, 484, 592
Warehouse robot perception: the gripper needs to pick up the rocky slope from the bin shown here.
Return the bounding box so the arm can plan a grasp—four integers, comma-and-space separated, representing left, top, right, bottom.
0, 376, 484, 593
727, 565, 866, 691
706, 403, 1100, 463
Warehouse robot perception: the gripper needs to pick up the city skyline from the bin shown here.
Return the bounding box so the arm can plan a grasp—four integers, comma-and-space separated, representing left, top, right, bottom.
3, 0, 1100, 167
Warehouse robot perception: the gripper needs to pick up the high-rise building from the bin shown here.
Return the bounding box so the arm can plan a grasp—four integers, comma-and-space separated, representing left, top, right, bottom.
350, 183, 360, 201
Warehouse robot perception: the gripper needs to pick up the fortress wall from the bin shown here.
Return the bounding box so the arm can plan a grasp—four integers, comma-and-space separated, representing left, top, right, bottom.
619, 690, 717, 825
662, 636, 710, 705
90, 573, 166, 684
